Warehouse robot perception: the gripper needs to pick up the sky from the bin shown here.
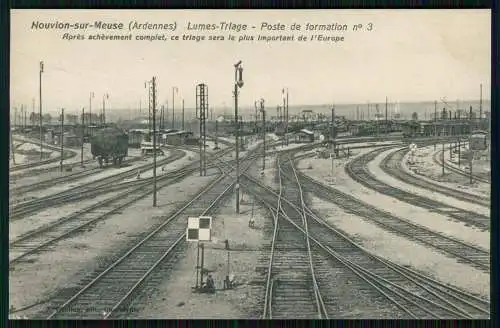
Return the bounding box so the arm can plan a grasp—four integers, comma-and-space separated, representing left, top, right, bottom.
10, 9, 491, 116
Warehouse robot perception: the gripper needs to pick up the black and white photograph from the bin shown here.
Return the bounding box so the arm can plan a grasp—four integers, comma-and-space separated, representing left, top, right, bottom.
9, 9, 490, 319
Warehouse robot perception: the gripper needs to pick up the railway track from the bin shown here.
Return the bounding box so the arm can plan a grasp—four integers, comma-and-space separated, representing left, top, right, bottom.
10, 137, 78, 172
345, 147, 490, 231
260, 156, 327, 319
381, 147, 489, 207
10, 139, 302, 220
289, 162, 489, 272
39, 144, 262, 319
10, 158, 95, 180
432, 146, 490, 184
242, 168, 489, 318
8, 149, 188, 219
9, 164, 211, 265
9, 155, 149, 196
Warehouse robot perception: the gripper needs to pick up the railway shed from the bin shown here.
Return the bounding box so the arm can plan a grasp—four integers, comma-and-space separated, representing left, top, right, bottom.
164, 130, 194, 146
128, 129, 149, 148
295, 129, 315, 143
402, 120, 477, 138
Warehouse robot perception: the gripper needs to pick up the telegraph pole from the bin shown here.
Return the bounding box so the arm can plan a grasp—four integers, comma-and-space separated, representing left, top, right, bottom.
434, 100, 437, 150
479, 83, 483, 125
152, 77, 158, 207
145, 81, 151, 132
39, 61, 44, 160
10, 123, 16, 165
32, 98, 35, 127
89, 92, 94, 126
260, 99, 266, 171
81, 107, 85, 167
215, 115, 219, 149
282, 88, 286, 147
182, 99, 185, 130
441, 133, 445, 176
385, 96, 388, 134
331, 105, 336, 181
286, 88, 289, 145
233, 60, 244, 214
160, 105, 164, 130
254, 101, 258, 136
172, 87, 178, 130
14, 107, 17, 129
60, 108, 64, 172
469, 105, 473, 184
102, 93, 109, 126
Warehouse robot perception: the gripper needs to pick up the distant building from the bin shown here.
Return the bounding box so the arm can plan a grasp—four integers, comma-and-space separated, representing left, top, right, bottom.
295, 129, 315, 143
165, 131, 194, 146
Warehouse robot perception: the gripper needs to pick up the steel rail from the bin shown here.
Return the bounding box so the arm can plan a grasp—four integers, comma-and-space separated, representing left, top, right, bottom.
241, 173, 489, 318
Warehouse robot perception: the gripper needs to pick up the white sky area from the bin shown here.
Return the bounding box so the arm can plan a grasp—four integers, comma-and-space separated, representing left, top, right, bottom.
11, 9, 491, 116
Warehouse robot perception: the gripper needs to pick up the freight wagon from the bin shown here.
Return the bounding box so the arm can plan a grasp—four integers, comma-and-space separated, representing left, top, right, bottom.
90, 128, 129, 167
469, 130, 488, 151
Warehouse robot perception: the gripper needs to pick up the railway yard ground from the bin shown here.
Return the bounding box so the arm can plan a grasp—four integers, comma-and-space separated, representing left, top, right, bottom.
404, 144, 490, 197
9, 133, 490, 319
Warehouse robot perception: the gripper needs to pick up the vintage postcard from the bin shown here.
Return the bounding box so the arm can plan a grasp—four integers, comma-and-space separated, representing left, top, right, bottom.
9, 9, 490, 319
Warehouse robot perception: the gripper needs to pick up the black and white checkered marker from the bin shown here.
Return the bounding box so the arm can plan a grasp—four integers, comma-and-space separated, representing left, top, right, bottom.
186, 216, 212, 242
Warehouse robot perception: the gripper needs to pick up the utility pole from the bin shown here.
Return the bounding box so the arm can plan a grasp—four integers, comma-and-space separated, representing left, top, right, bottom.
10, 123, 16, 165
233, 60, 244, 214
160, 105, 164, 130
172, 87, 178, 130
89, 92, 94, 126
331, 105, 336, 181
282, 88, 286, 147
24, 105, 27, 129
286, 89, 289, 145
442, 134, 445, 176
182, 99, 185, 130
81, 107, 85, 167
60, 108, 64, 172
375, 104, 379, 137
434, 100, 437, 150
39, 61, 44, 160
385, 96, 388, 134
260, 99, 266, 171
469, 105, 473, 184
458, 135, 461, 167
152, 77, 158, 207
254, 101, 258, 136
145, 81, 151, 132
479, 83, 483, 126
102, 93, 109, 126
14, 107, 17, 129
215, 115, 219, 149
32, 98, 35, 127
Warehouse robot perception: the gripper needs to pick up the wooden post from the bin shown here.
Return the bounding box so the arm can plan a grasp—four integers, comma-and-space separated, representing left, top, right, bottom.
196, 242, 200, 288
60, 109, 64, 172
200, 243, 205, 287
458, 137, 461, 167
81, 108, 85, 167
441, 138, 445, 176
